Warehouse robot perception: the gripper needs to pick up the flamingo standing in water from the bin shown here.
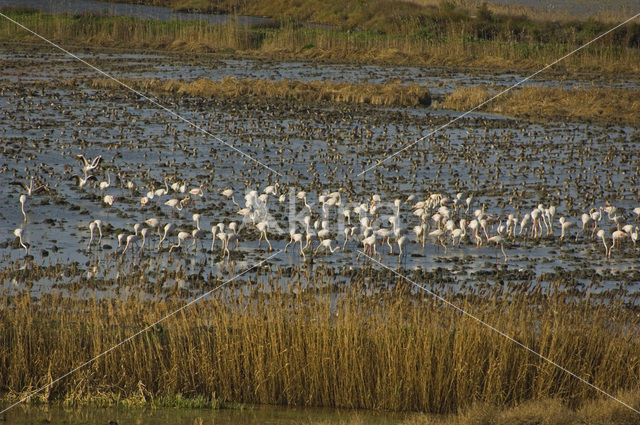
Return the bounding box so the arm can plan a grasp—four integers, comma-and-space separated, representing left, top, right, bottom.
609, 230, 628, 258
169, 231, 192, 254
314, 238, 340, 255
122, 234, 141, 255
14, 228, 28, 254
158, 223, 175, 250
596, 229, 609, 257
256, 220, 272, 251
357, 234, 378, 261
99, 170, 111, 190
487, 235, 507, 263
87, 219, 103, 251
396, 236, 408, 263
19, 194, 27, 222
221, 188, 240, 207
285, 229, 306, 259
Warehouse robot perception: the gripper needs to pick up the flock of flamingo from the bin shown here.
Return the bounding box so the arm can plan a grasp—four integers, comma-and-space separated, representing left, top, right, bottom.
10, 152, 640, 267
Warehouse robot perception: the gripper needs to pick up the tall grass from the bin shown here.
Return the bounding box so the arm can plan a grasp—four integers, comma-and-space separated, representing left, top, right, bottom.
1, 8, 639, 74
1, 264, 639, 413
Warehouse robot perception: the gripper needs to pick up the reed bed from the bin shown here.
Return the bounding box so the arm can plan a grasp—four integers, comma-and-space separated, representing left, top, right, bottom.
1, 264, 639, 413
440, 85, 640, 124
1, 8, 639, 74
88, 76, 431, 106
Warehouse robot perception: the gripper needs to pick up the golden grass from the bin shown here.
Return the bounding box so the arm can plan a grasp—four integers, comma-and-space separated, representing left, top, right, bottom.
439, 85, 640, 124
1, 263, 639, 413
1, 9, 639, 75
400, 391, 640, 424
87, 76, 431, 106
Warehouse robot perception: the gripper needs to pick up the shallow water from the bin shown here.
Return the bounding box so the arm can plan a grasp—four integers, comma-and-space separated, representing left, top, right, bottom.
0, 404, 406, 425
0, 44, 639, 299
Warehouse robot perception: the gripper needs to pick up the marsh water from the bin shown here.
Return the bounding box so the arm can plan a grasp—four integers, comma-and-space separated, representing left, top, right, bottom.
1, 404, 406, 425
2, 43, 640, 298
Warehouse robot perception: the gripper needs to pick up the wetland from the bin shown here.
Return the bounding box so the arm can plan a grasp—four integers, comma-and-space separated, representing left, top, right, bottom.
1, 1, 640, 423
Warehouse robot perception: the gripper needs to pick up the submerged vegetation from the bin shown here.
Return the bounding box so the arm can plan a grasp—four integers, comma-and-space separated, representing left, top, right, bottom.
1, 265, 639, 413
1, 6, 639, 74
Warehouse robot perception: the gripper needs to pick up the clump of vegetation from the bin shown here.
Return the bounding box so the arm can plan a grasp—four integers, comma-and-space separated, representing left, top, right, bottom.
440, 85, 640, 124
88, 76, 431, 106
1, 263, 639, 413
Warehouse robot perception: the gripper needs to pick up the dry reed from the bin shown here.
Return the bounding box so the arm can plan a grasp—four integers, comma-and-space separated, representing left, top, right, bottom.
440, 85, 640, 124
1, 264, 639, 413
88, 76, 432, 106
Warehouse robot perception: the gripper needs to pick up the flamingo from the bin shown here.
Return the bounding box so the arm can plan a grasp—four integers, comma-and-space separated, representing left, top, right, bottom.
164, 196, 189, 212
145, 218, 161, 236
211, 224, 219, 252
428, 228, 447, 252
71, 174, 96, 188
19, 194, 27, 222
596, 229, 609, 257
559, 217, 573, 241
158, 223, 175, 250
286, 231, 306, 259
154, 178, 169, 197
140, 228, 150, 251
451, 227, 465, 247
256, 220, 272, 251
487, 235, 507, 263
221, 188, 240, 207
87, 220, 103, 251
314, 238, 340, 255
74, 154, 102, 175
103, 194, 115, 207
189, 186, 204, 207
99, 170, 111, 190
13, 228, 28, 254
122, 234, 141, 255
357, 234, 378, 261
13, 177, 46, 196
169, 231, 192, 254
396, 236, 408, 263
609, 230, 628, 258
117, 233, 126, 249
192, 227, 208, 251
296, 191, 311, 212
